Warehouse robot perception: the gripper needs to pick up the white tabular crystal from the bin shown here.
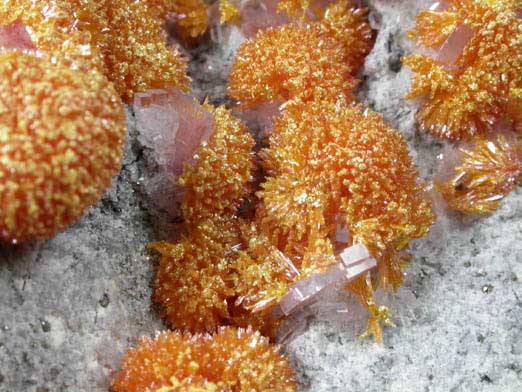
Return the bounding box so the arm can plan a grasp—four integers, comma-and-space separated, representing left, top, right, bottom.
428, 0, 449, 11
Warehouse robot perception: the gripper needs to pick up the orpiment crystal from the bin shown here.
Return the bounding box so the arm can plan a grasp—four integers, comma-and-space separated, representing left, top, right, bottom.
112, 327, 297, 392
0, 52, 126, 243
151, 104, 255, 333
404, 0, 522, 140
0, 0, 190, 102
437, 131, 522, 214
229, 0, 372, 107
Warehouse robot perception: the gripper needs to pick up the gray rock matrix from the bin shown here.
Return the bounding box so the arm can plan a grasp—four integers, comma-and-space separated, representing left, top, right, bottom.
1, 1, 520, 391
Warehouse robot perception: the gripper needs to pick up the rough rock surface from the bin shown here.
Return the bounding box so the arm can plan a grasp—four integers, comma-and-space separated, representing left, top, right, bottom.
1, 1, 521, 391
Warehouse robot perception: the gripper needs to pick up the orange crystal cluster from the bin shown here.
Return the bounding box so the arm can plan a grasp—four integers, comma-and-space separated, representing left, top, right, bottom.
0, 0, 190, 102
404, 0, 522, 140
229, 0, 372, 107
437, 134, 522, 214
152, 105, 256, 333
405, 1, 522, 214
229, 1, 434, 341
152, 1, 434, 342
0, 51, 126, 243
111, 327, 297, 392
0, 0, 210, 242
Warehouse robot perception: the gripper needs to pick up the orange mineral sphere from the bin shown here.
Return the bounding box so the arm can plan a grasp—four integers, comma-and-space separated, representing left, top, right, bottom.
111, 327, 297, 392
0, 52, 126, 243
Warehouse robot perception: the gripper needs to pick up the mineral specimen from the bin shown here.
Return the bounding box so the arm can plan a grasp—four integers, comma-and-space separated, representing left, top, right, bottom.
229, 0, 372, 107
0, 52, 126, 243
134, 88, 215, 216
404, 0, 522, 140
111, 327, 297, 392
243, 101, 435, 341
436, 131, 522, 214
148, 0, 433, 342
0, 19, 34, 52
226, 1, 434, 340
0, 0, 190, 102
151, 104, 255, 332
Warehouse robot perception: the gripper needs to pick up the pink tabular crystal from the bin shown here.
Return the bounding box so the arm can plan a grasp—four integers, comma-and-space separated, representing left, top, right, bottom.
134, 88, 214, 217
134, 88, 214, 179
0, 20, 36, 52
274, 244, 376, 318
234, 0, 290, 39
233, 101, 282, 137
436, 24, 474, 66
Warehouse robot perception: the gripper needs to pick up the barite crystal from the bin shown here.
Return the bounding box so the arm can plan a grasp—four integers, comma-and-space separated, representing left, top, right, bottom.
134, 88, 214, 179
0, 20, 35, 52
134, 88, 215, 217
435, 24, 474, 66
274, 244, 377, 318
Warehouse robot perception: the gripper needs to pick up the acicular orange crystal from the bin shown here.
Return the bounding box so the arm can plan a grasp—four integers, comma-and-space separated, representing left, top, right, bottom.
152, 104, 255, 333
111, 327, 297, 392
437, 133, 522, 214
0, 0, 190, 102
404, 0, 522, 140
228, 0, 372, 107
0, 52, 126, 243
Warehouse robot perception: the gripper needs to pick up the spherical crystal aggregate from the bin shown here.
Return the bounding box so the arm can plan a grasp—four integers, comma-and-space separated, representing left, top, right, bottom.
151, 104, 256, 333
111, 327, 297, 392
0, 0, 190, 102
229, 1, 372, 108
0, 52, 126, 243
